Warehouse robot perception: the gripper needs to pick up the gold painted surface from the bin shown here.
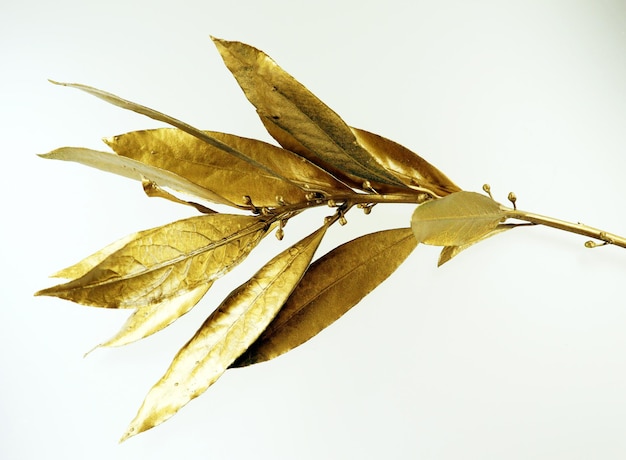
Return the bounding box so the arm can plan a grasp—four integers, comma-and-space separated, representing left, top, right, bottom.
37, 37, 626, 441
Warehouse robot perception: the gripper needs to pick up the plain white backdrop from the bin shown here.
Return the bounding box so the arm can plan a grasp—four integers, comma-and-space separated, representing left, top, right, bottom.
2, 0, 626, 458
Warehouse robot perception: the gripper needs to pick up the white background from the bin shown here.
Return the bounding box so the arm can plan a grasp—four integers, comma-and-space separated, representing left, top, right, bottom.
2, 1, 626, 458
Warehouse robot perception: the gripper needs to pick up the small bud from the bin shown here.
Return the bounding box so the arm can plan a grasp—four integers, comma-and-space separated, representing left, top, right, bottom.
328, 200, 336, 207
275, 228, 284, 241
363, 206, 372, 215
482, 184, 493, 199
507, 192, 517, 209
339, 216, 348, 226
324, 216, 333, 224
585, 240, 608, 248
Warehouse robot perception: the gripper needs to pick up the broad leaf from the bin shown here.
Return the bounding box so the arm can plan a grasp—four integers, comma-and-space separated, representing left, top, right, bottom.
411, 191, 505, 246
120, 224, 327, 441
351, 127, 462, 197
106, 128, 350, 207
211, 37, 406, 189
40, 147, 237, 207
36, 214, 269, 309
232, 227, 417, 367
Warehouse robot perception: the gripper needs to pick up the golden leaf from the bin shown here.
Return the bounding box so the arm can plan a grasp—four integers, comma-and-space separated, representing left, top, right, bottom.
49, 81, 304, 187
40, 147, 237, 207
98, 283, 212, 348
36, 214, 269, 309
106, 128, 350, 207
411, 191, 505, 246
232, 227, 417, 367
350, 127, 462, 197
211, 37, 406, 189
438, 224, 518, 267
120, 223, 327, 441
37, 37, 626, 442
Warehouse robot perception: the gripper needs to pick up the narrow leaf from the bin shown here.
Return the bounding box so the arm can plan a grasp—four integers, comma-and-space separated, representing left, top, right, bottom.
211, 37, 406, 188
36, 214, 269, 309
232, 227, 417, 367
411, 191, 505, 246
98, 283, 212, 348
351, 127, 462, 197
40, 147, 237, 207
121, 224, 327, 441
49, 81, 300, 185
106, 128, 350, 207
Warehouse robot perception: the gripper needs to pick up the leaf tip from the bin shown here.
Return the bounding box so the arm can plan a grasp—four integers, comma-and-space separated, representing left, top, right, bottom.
37, 148, 68, 161
83, 344, 101, 358
211, 36, 238, 54
34, 279, 69, 298
120, 403, 167, 443
211, 39, 228, 55
120, 412, 158, 442
120, 409, 155, 442
119, 427, 136, 444
437, 247, 454, 267
37, 152, 52, 160
101, 136, 115, 148
48, 79, 72, 88
210, 35, 223, 46
34, 286, 53, 297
